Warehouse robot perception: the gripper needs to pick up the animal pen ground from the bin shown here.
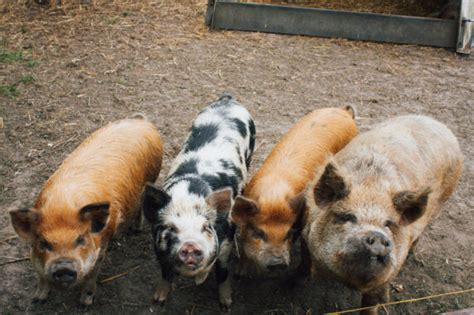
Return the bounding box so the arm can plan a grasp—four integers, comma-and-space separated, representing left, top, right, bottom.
0, 1, 473, 314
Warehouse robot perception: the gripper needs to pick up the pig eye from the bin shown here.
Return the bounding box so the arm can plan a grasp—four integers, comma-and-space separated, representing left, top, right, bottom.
75, 235, 86, 247
334, 212, 357, 224
38, 239, 52, 252
251, 227, 267, 241
166, 225, 177, 233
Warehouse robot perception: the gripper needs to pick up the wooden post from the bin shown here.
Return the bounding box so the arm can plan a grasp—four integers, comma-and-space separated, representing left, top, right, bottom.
205, 0, 216, 26
456, 0, 473, 54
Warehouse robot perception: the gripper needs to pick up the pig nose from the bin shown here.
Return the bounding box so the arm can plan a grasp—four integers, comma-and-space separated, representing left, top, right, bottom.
52, 268, 77, 283
179, 242, 203, 264
51, 259, 77, 284
267, 256, 289, 272
363, 231, 392, 258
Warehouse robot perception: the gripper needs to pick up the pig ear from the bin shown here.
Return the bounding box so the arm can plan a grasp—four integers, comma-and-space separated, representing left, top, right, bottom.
393, 188, 431, 225
313, 162, 349, 207
79, 202, 110, 233
142, 183, 171, 224
206, 188, 233, 213
10, 208, 40, 241
289, 191, 307, 216
231, 196, 259, 224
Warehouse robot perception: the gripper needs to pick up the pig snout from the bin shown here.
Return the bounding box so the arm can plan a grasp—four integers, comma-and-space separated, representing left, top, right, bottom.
362, 231, 392, 262
49, 259, 78, 285
266, 256, 289, 272
178, 242, 204, 268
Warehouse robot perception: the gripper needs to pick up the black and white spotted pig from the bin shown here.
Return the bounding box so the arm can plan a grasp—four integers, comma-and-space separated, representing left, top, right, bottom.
142, 95, 256, 309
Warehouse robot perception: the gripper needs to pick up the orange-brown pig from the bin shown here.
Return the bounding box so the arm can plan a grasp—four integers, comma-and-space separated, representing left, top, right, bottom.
231, 107, 358, 275
10, 117, 163, 308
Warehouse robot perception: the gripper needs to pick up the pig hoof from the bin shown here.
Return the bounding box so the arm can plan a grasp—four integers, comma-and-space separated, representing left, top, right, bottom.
152, 293, 167, 306
79, 291, 95, 307
31, 297, 48, 305
152, 297, 166, 307
78, 303, 91, 312
219, 303, 230, 313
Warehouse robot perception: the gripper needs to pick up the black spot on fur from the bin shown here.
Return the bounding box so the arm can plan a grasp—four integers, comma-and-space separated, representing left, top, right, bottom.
219, 94, 233, 101
172, 158, 198, 178
215, 212, 235, 244
142, 184, 171, 224
246, 119, 256, 168
214, 213, 235, 285
184, 124, 219, 153
187, 177, 212, 197
220, 159, 243, 180
154, 225, 180, 271
202, 173, 239, 198
210, 95, 234, 114
231, 118, 247, 138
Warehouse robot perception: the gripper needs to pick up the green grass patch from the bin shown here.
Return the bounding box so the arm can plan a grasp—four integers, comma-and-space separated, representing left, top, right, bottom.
18, 75, 35, 84
0, 84, 18, 98
0, 49, 24, 63
26, 59, 40, 68
0, 47, 40, 67
0, 76, 36, 98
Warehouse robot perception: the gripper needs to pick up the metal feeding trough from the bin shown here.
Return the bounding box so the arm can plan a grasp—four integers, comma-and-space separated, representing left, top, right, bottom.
206, 0, 473, 54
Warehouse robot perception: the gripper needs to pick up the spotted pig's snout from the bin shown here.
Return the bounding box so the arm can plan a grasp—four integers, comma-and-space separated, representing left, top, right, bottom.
178, 242, 204, 268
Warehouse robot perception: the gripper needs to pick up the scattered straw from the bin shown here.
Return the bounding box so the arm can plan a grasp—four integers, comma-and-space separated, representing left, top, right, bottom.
325, 288, 474, 314
0, 257, 30, 266
0, 235, 18, 243
253, 139, 268, 156
99, 265, 140, 284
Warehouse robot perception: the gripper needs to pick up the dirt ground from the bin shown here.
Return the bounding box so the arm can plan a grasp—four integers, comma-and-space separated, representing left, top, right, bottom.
0, 1, 473, 314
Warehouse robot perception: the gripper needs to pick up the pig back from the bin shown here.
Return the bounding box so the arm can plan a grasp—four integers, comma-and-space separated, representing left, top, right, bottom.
246, 107, 357, 202
35, 119, 163, 238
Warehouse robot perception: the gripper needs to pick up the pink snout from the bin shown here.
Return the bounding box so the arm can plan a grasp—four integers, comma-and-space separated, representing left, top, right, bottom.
178, 242, 204, 268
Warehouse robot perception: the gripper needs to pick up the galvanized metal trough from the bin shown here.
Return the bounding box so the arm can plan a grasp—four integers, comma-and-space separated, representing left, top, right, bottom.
206, 0, 473, 54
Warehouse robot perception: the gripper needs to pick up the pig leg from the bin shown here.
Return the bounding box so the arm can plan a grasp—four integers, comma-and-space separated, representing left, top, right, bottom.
131, 209, 143, 232
360, 285, 389, 315
216, 241, 233, 310
32, 277, 50, 304
216, 262, 232, 311
153, 262, 174, 305
79, 256, 103, 309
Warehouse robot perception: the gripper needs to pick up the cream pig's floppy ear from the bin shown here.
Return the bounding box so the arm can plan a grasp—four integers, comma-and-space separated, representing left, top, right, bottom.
393, 188, 431, 226
313, 162, 350, 207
